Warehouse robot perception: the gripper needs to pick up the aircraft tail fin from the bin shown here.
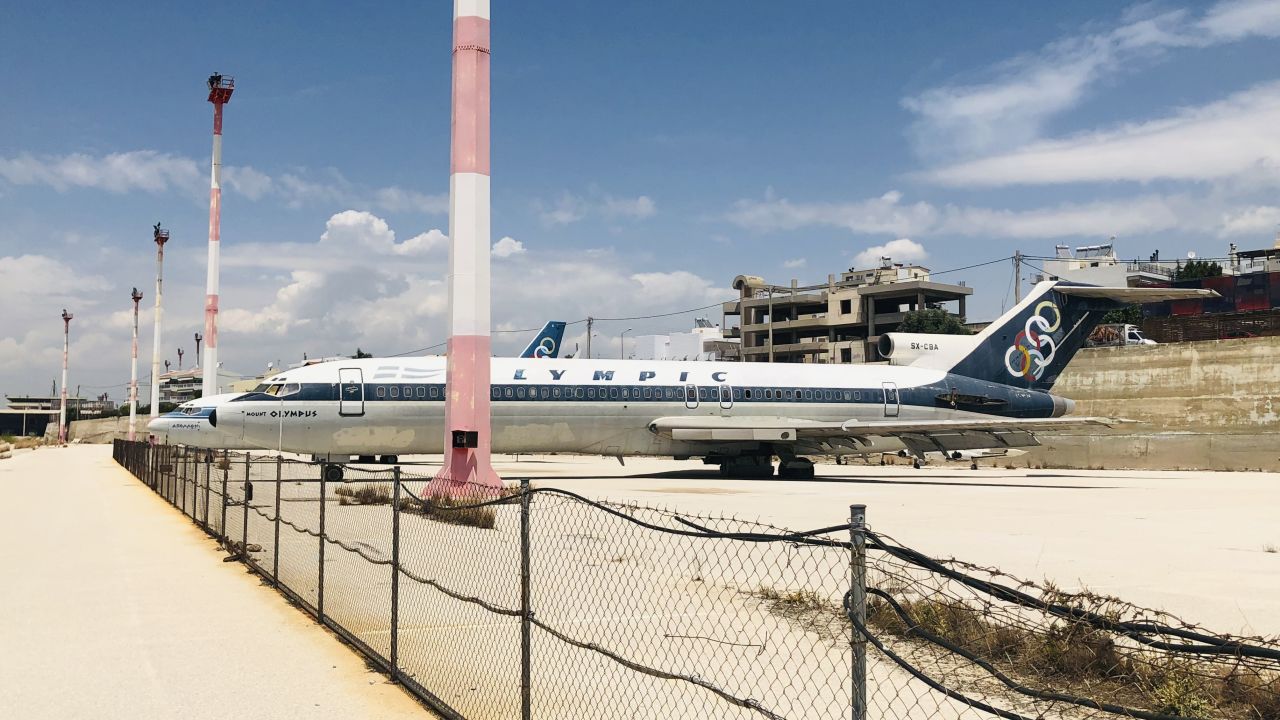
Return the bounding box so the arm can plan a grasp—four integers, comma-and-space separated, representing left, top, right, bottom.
947, 281, 1216, 391
519, 321, 568, 359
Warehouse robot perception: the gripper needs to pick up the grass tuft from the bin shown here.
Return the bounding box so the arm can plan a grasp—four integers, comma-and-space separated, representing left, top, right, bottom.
333, 483, 391, 506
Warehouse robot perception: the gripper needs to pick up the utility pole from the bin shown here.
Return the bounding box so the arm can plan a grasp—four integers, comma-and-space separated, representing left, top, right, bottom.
151, 223, 169, 421
620, 328, 632, 359
585, 316, 594, 359
128, 288, 142, 441
1014, 250, 1023, 303
59, 309, 73, 444
177, 347, 184, 370
193, 332, 203, 367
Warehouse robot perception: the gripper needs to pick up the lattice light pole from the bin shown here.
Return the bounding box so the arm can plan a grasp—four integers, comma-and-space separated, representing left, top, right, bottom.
128, 287, 143, 441
59, 309, 73, 444
150, 223, 169, 422
432, 0, 500, 493
202, 72, 234, 398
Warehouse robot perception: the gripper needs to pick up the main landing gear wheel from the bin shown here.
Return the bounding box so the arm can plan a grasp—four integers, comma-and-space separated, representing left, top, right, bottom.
912, 458, 922, 470
971, 461, 979, 470
322, 463, 344, 483
778, 458, 815, 480
357, 455, 376, 464
380, 455, 399, 464
717, 456, 775, 479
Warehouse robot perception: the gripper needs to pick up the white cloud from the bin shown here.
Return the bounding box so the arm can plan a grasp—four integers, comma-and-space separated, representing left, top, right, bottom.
853, 239, 927, 269
726, 190, 937, 237
1219, 205, 1280, 237
0, 151, 200, 194
922, 81, 1280, 187
538, 192, 588, 226
904, 0, 1280, 160
602, 195, 656, 220
395, 229, 448, 256
492, 236, 526, 258
726, 189, 1276, 241
538, 191, 657, 225
782, 258, 807, 269
0, 150, 446, 214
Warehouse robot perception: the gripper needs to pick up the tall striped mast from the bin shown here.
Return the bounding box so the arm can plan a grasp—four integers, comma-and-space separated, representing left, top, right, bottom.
59, 309, 73, 444
432, 0, 500, 492
202, 73, 234, 398
128, 287, 142, 441
150, 224, 168, 424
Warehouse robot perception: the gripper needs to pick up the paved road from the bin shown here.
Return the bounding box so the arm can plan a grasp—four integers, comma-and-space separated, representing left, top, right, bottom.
0, 445, 432, 720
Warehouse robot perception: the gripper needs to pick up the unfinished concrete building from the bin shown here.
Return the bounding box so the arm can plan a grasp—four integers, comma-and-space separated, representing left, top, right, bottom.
722, 263, 971, 363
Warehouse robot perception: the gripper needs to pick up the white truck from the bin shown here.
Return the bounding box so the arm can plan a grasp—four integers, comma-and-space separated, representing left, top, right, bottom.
1087, 323, 1157, 347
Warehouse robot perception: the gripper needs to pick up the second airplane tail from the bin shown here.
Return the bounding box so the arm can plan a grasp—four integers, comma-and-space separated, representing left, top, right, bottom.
520, 321, 568, 359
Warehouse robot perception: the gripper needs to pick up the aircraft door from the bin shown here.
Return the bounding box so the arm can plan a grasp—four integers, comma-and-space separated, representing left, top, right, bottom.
339, 368, 365, 417
882, 382, 900, 417
718, 384, 733, 411
684, 384, 699, 410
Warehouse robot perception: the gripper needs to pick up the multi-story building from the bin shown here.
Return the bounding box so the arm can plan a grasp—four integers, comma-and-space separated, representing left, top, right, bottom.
722, 262, 971, 363
632, 319, 740, 361
158, 367, 246, 403
1033, 242, 1174, 287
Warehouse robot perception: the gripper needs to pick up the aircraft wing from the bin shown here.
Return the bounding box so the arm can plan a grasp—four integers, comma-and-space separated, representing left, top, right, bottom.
648, 415, 1124, 453
1054, 286, 1219, 303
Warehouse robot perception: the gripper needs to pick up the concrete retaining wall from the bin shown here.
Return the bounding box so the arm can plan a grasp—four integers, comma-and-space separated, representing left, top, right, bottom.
47, 416, 132, 444
1031, 336, 1280, 470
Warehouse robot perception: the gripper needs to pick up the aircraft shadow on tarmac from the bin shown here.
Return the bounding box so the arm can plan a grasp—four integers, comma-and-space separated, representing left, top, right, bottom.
518, 470, 1115, 490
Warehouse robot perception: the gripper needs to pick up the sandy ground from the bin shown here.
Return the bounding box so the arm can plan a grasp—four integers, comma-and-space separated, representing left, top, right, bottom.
0, 445, 435, 720
472, 453, 1280, 637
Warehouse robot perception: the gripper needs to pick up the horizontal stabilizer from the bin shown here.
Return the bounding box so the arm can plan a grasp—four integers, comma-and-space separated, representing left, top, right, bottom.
1054, 286, 1219, 303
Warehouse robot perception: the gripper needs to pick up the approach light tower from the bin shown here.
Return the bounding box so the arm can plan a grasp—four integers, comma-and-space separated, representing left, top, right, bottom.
431, 0, 500, 493
193, 332, 202, 368
150, 223, 169, 422
128, 288, 143, 441
202, 72, 234, 398
59, 309, 73, 444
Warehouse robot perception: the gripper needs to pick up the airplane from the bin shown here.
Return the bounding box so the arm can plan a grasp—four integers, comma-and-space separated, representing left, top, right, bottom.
149, 282, 1213, 479
149, 321, 568, 457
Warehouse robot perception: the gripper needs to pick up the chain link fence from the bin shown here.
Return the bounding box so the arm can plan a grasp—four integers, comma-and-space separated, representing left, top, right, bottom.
113, 440, 1280, 720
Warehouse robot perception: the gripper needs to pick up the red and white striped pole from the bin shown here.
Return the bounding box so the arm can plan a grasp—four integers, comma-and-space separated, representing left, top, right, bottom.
128, 288, 142, 441
432, 0, 500, 493
202, 74, 234, 398
59, 309, 73, 444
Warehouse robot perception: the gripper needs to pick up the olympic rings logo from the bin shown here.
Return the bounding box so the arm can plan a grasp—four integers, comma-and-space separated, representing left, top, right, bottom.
1004, 301, 1061, 381
533, 337, 557, 358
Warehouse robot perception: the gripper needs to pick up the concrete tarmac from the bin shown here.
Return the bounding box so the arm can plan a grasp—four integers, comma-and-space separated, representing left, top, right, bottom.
0, 445, 433, 720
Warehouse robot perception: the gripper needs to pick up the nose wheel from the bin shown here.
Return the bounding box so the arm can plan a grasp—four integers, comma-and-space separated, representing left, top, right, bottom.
322, 463, 344, 483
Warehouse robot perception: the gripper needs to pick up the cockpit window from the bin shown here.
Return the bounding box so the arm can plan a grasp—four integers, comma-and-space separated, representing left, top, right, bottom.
252, 383, 269, 392
181, 405, 201, 415
280, 383, 301, 396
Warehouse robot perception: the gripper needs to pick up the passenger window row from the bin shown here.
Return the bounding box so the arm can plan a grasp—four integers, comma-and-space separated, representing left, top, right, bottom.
351, 384, 871, 403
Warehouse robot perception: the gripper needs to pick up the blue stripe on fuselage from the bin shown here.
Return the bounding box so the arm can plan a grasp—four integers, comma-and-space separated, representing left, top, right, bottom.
231, 373, 1058, 418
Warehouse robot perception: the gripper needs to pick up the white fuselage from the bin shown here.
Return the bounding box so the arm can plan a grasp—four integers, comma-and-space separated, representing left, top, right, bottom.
152, 356, 1046, 460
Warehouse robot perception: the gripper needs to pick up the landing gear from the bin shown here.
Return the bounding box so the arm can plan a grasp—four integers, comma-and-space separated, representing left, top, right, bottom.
716, 455, 775, 479
322, 463, 344, 483
379, 455, 399, 464
971, 461, 979, 470
778, 457, 816, 480
356, 455, 376, 464
912, 458, 922, 469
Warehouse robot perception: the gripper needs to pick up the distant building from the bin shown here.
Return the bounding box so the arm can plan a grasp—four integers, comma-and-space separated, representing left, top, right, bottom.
0, 394, 116, 436
158, 367, 246, 403
1145, 237, 1280, 342
633, 319, 739, 361
721, 261, 971, 363
1033, 241, 1174, 287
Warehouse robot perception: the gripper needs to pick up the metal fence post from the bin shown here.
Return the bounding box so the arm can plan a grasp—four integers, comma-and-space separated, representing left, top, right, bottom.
318, 463, 327, 622
220, 451, 229, 542
390, 466, 401, 679
520, 477, 532, 720
273, 456, 282, 586
849, 503, 867, 720
204, 452, 212, 529
242, 453, 251, 555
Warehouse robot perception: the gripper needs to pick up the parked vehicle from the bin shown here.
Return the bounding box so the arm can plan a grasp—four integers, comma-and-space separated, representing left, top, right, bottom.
1087, 323, 1157, 347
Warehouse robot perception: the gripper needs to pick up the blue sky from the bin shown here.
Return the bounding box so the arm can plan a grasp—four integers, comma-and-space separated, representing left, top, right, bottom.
2, 0, 1279, 398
